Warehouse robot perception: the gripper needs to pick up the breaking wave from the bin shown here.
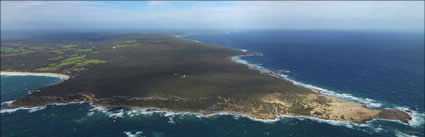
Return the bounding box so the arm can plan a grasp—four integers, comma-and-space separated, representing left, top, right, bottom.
231, 55, 383, 108
0, 106, 46, 114
1, 100, 14, 106
230, 55, 425, 128
396, 131, 419, 137
0, 101, 86, 114
85, 103, 383, 130
395, 106, 425, 127
124, 131, 144, 137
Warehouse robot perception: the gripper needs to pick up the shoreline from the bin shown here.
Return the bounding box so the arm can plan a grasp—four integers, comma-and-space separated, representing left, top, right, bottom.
0, 38, 417, 126
229, 55, 416, 124
230, 55, 321, 94
1, 68, 421, 126
230, 55, 383, 108
0, 71, 70, 80
2, 100, 421, 127
177, 34, 384, 109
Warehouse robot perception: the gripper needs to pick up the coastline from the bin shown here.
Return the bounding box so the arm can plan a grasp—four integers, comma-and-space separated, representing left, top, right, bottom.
177, 33, 422, 127
1, 33, 418, 127
3, 99, 420, 128
178, 32, 371, 106
0, 71, 70, 80
0, 67, 420, 126
230, 55, 382, 107
1, 66, 413, 125
229, 55, 414, 122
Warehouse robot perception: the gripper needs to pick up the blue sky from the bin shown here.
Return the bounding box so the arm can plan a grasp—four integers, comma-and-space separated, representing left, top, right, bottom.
1, 1, 424, 31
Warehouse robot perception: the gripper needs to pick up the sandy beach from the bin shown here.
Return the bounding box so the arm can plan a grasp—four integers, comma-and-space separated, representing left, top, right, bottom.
0, 71, 70, 80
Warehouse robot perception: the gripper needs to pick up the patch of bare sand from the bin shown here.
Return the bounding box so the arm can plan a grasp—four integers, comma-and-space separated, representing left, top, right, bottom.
261, 92, 292, 107
305, 93, 380, 123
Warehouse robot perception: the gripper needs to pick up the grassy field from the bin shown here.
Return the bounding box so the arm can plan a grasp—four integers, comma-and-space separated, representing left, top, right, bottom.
1, 34, 107, 72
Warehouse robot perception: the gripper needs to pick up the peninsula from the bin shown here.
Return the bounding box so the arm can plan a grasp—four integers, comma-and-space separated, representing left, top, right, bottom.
1, 32, 410, 124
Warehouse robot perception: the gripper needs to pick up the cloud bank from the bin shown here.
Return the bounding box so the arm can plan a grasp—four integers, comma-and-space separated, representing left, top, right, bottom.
1, 1, 424, 31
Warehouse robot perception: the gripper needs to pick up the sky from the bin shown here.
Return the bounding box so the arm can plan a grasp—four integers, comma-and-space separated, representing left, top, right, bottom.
1, 1, 424, 31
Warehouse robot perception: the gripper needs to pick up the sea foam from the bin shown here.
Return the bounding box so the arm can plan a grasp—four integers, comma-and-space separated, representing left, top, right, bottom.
396, 131, 419, 137
231, 55, 383, 108
230, 54, 425, 128
395, 106, 425, 127
1, 101, 14, 106
123, 131, 144, 137
0, 101, 86, 114
0, 106, 46, 114
87, 103, 366, 129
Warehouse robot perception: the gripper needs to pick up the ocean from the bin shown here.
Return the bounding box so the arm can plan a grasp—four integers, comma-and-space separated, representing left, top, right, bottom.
1, 30, 424, 137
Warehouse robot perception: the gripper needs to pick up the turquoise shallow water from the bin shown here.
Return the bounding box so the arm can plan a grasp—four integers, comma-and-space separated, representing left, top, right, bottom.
1, 30, 424, 137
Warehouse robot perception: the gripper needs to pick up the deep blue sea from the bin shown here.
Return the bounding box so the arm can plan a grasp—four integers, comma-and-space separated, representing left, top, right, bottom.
1, 30, 424, 137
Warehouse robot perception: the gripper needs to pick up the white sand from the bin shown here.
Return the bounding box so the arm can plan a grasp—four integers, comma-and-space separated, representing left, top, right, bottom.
0, 71, 70, 80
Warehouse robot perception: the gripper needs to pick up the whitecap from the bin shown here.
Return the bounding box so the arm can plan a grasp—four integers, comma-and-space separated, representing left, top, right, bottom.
87, 104, 366, 129
52, 101, 86, 106
230, 55, 425, 129
373, 127, 384, 133
88, 105, 161, 118
396, 131, 418, 137
279, 115, 358, 129
231, 55, 384, 109
1, 101, 89, 114
123, 131, 144, 137
0, 106, 46, 114
401, 109, 425, 127
87, 111, 95, 116
168, 117, 175, 124
1, 100, 14, 106
28, 106, 47, 113
86, 103, 423, 136
104, 109, 125, 118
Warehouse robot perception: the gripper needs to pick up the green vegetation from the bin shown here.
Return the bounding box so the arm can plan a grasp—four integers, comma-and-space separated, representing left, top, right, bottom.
1, 39, 105, 72
48, 56, 63, 61
61, 44, 78, 49
1, 47, 25, 53
47, 49, 64, 54
29, 46, 50, 51
314, 111, 323, 116
1, 42, 93, 56
5, 43, 23, 46
149, 40, 164, 44
76, 48, 93, 52
114, 40, 141, 48
115, 44, 138, 48
74, 60, 107, 68
36, 55, 106, 71
36, 67, 59, 72
116, 40, 137, 43
61, 55, 86, 63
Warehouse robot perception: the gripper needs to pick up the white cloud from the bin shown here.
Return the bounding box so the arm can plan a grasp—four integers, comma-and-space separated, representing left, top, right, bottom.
1, 1, 423, 31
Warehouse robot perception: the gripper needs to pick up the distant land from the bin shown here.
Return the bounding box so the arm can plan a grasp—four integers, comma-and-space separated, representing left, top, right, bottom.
0, 32, 411, 124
